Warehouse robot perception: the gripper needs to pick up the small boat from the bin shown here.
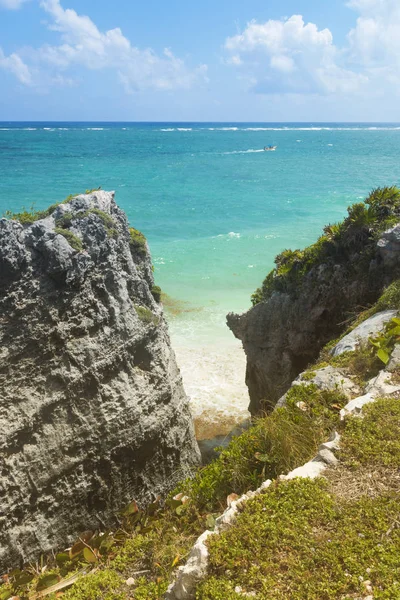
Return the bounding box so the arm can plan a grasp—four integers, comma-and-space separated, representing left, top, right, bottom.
264, 145, 277, 151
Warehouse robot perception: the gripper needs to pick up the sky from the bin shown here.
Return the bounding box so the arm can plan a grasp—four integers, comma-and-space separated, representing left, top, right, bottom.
0, 0, 400, 121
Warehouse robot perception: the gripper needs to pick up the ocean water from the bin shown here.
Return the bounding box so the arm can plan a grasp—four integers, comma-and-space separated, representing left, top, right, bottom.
1, 122, 400, 437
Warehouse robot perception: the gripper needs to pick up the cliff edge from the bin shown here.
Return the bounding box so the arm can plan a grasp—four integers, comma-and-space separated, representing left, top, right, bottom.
227, 187, 400, 413
0, 191, 200, 570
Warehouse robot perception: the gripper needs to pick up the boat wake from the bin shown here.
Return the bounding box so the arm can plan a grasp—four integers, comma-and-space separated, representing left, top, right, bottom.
222, 149, 265, 155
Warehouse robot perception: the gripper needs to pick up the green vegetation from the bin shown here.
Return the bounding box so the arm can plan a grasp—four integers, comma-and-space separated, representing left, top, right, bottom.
340, 397, 400, 468
129, 227, 147, 255
151, 285, 162, 303
177, 384, 346, 512
251, 186, 400, 306
134, 305, 160, 326
314, 316, 400, 384
3, 189, 103, 227
63, 570, 124, 600
54, 228, 83, 252
198, 479, 400, 599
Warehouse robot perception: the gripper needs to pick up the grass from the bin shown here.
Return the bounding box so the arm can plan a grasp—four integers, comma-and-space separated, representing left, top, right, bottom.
176, 384, 346, 512
151, 285, 162, 303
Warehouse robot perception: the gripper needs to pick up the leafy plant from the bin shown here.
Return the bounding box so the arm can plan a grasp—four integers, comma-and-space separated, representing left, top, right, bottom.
370, 317, 400, 364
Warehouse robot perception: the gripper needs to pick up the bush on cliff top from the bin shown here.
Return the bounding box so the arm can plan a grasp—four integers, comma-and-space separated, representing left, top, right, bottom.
251, 186, 400, 306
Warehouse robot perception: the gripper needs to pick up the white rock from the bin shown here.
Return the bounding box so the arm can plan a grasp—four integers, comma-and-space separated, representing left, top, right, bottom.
165, 530, 215, 600
276, 366, 361, 408
125, 578, 135, 586
285, 458, 327, 480
332, 310, 397, 357
319, 431, 341, 452
317, 448, 339, 466
340, 393, 375, 420
365, 370, 400, 397
386, 344, 400, 372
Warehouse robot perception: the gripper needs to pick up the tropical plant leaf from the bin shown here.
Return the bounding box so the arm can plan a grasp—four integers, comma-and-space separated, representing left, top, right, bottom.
82, 548, 97, 564
36, 574, 59, 591
14, 572, 34, 587
69, 541, 84, 559
377, 348, 390, 364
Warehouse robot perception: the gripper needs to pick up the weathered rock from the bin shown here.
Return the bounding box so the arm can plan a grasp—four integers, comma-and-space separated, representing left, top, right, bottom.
365, 370, 400, 397
332, 310, 397, 356
281, 457, 327, 481
340, 393, 375, 419
165, 530, 215, 600
0, 191, 200, 570
386, 344, 400, 372
228, 227, 400, 414
377, 224, 400, 267
276, 366, 361, 408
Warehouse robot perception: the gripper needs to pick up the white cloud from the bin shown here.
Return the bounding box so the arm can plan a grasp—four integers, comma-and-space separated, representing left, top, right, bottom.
224, 15, 363, 95
347, 0, 400, 69
2, 0, 207, 92
0, 0, 29, 9
0, 47, 32, 84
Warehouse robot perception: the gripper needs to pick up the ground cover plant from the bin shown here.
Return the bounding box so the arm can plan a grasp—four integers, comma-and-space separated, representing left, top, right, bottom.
197, 396, 400, 599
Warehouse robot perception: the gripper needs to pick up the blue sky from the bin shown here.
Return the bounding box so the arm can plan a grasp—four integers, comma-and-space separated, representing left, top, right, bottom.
0, 0, 399, 121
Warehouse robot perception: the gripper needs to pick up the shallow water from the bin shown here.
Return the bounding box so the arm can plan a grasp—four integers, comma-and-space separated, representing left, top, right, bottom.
1, 122, 400, 435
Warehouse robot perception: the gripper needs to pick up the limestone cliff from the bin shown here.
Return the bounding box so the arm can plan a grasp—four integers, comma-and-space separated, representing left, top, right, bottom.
228, 188, 400, 414
0, 191, 200, 570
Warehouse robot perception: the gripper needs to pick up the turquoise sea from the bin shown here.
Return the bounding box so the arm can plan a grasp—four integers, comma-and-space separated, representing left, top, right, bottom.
1, 122, 400, 436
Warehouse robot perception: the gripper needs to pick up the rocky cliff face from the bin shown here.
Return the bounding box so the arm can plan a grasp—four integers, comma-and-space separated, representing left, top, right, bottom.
228, 198, 400, 415
0, 191, 200, 570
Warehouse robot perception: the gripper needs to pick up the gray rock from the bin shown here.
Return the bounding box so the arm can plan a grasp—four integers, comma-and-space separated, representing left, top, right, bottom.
317, 448, 339, 466
332, 310, 397, 357
165, 530, 214, 600
340, 393, 375, 419
365, 370, 400, 397
0, 191, 200, 570
378, 224, 400, 268
386, 344, 400, 372
276, 366, 361, 408
227, 229, 399, 413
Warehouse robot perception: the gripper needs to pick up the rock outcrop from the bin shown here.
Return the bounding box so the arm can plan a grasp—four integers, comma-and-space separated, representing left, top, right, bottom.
0, 191, 200, 570
228, 220, 400, 414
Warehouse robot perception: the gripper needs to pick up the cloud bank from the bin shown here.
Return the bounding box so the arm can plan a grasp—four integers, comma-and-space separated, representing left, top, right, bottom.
0, 0, 208, 92
224, 0, 400, 96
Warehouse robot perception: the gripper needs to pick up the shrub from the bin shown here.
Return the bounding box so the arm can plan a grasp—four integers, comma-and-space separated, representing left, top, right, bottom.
177, 384, 346, 512
151, 285, 162, 303
251, 186, 400, 305
129, 227, 147, 255
134, 305, 159, 326
54, 228, 83, 252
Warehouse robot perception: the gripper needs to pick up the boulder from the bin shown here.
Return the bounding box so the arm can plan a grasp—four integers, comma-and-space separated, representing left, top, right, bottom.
0, 191, 200, 570
331, 310, 397, 357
